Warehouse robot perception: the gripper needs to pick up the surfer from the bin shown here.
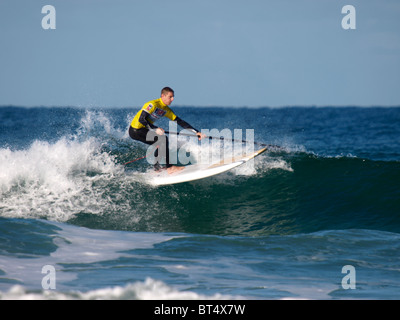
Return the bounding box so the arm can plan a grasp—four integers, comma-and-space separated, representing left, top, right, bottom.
129, 87, 206, 174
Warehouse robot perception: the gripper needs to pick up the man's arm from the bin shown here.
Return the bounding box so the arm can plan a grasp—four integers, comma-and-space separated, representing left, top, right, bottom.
175, 117, 206, 140
138, 110, 158, 130
175, 117, 198, 133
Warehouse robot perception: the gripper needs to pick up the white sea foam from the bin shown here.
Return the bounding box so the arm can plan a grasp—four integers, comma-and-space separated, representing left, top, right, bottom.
0, 136, 124, 221
0, 278, 238, 300
78, 110, 128, 140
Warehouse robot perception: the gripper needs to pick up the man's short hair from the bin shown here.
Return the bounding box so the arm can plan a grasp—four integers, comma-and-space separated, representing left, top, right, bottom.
161, 87, 174, 96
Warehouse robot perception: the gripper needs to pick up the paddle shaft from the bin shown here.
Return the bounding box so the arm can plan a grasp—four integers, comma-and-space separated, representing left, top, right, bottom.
164, 130, 279, 149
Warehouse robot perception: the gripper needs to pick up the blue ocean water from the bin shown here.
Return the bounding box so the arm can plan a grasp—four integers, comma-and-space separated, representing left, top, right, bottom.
1, 106, 400, 299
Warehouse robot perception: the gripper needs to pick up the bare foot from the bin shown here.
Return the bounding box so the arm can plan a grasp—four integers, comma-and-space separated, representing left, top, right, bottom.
167, 166, 184, 174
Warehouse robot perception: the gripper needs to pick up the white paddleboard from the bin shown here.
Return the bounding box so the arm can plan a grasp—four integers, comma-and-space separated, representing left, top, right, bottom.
148, 147, 268, 186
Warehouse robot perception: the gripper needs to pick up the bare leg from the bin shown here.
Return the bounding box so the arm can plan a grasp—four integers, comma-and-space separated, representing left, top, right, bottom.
167, 166, 184, 174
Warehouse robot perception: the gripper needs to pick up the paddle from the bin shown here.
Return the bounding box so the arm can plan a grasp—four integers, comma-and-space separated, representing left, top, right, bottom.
124, 130, 282, 166
164, 130, 282, 149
